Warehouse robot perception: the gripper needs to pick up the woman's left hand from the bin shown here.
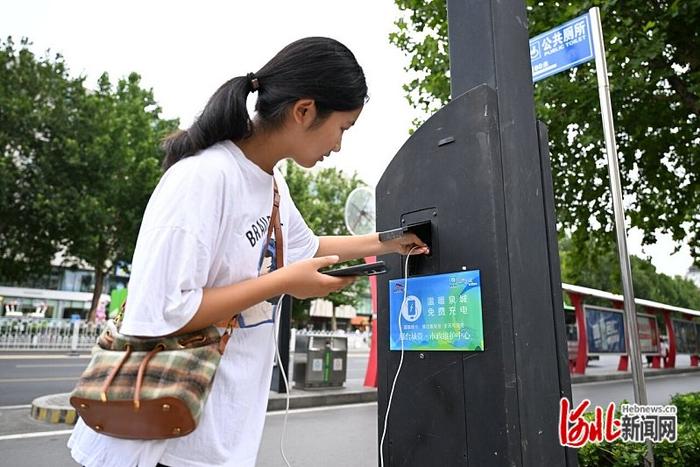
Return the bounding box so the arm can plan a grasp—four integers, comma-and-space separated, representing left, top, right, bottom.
385, 233, 429, 256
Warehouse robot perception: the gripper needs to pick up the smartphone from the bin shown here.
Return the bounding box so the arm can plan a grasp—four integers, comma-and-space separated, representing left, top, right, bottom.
322, 261, 388, 277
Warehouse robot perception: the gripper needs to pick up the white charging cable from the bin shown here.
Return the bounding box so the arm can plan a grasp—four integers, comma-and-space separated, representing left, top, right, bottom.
379, 247, 418, 467
272, 294, 292, 467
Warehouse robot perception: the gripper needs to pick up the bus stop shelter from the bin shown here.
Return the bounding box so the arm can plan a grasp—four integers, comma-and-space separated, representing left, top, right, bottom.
563, 283, 700, 374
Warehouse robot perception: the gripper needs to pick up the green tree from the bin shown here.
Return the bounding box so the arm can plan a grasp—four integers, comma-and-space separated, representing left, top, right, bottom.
54, 72, 178, 320
0, 37, 178, 320
285, 160, 369, 328
560, 237, 700, 309
390, 0, 700, 263
0, 37, 86, 280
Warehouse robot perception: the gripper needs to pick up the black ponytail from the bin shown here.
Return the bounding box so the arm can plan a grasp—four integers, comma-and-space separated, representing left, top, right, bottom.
162, 76, 252, 170
162, 37, 368, 171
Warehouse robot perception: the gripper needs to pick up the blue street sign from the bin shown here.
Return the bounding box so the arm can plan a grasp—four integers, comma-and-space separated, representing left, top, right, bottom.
530, 12, 595, 82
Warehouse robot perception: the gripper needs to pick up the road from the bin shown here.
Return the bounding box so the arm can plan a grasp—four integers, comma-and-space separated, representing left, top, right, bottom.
1, 352, 698, 466
0, 352, 371, 406
0, 351, 376, 465
573, 371, 700, 407
2, 369, 699, 466
0, 354, 91, 406
5, 352, 697, 408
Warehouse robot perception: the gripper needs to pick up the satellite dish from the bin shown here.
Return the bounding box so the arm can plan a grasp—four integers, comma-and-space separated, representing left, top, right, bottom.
344, 186, 376, 235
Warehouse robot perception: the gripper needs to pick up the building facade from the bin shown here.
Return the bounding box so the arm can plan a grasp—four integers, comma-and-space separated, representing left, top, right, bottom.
0, 265, 128, 319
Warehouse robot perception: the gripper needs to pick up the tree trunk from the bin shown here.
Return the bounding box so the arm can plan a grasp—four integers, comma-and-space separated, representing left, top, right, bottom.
88, 266, 105, 323
331, 307, 337, 332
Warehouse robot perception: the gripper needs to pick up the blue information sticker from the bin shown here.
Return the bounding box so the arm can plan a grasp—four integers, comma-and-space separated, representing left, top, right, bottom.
389, 270, 484, 351
530, 12, 595, 82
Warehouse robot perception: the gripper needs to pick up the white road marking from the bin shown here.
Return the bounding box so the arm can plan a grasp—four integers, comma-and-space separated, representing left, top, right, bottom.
0, 377, 77, 383
0, 429, 73, 441
0, 354, 90, 360
266, 401, 376, 416
15, 363, 86, 368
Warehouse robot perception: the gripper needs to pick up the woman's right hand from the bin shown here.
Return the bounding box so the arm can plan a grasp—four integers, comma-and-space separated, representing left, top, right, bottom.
277, 255, 356, 299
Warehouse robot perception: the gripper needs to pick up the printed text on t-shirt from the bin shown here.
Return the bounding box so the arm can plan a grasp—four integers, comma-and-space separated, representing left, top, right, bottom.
246, 215, 271, 247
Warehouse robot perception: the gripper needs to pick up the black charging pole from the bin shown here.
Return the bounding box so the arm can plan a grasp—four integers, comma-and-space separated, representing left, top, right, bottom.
375, 1, 576, 465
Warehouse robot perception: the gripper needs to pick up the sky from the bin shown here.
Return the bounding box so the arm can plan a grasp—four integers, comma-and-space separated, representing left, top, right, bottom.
2, 0, 695, 281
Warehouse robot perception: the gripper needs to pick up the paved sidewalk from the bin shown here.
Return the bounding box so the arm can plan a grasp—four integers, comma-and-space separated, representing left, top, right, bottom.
571, 354, 700, 383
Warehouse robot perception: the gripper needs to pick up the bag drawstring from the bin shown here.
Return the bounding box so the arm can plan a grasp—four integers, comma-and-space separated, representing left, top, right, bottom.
99, 330, 224, 408
100, 344, 132, 402
99, 342, 167, 410
134, 343, 166, 410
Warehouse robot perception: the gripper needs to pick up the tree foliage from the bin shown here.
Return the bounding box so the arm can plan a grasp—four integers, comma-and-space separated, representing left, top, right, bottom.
0, 37, 178, 319
390, 0, 699, 264
55, 72, 177, 319
285, 160, 369, 326
560, 237, 700, 310
0, 37, 86, 279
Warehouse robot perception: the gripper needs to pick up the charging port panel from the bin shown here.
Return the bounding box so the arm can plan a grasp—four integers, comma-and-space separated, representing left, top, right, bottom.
400, 208, 438, 276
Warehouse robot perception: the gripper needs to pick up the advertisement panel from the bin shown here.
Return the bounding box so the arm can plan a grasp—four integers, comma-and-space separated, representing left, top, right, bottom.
389, 270, 484, 351
584, 306, 661, 354
585, 305, 626, 354
636, 313, 659, 354
672, 319, 699, 354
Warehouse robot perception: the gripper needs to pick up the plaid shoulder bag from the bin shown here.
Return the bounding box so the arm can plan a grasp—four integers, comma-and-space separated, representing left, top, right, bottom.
69, 179, 283, 440
69, 317, 227, 439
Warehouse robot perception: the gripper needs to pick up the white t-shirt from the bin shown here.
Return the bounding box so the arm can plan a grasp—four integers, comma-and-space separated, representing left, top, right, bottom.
68, 141, 319, 467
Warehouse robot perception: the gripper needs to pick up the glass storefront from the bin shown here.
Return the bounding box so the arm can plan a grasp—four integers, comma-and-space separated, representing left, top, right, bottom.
61, 270, 95, 293
0, 264, 128, 319
1, 295, 93, 319
1, 266, 128, 295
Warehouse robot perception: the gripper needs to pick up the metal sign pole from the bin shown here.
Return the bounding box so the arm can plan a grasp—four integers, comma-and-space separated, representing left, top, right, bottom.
589, 6, 653, 465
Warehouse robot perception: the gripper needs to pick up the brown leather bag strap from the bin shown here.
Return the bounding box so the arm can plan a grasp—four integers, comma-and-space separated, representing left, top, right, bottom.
215, 178, 283, 329
262, 177, 283, 270
270, 178, 284, 270
113, 300, 127, 329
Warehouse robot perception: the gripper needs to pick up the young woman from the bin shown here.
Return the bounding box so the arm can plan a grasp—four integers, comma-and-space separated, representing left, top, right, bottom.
68, 36, 427, 467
